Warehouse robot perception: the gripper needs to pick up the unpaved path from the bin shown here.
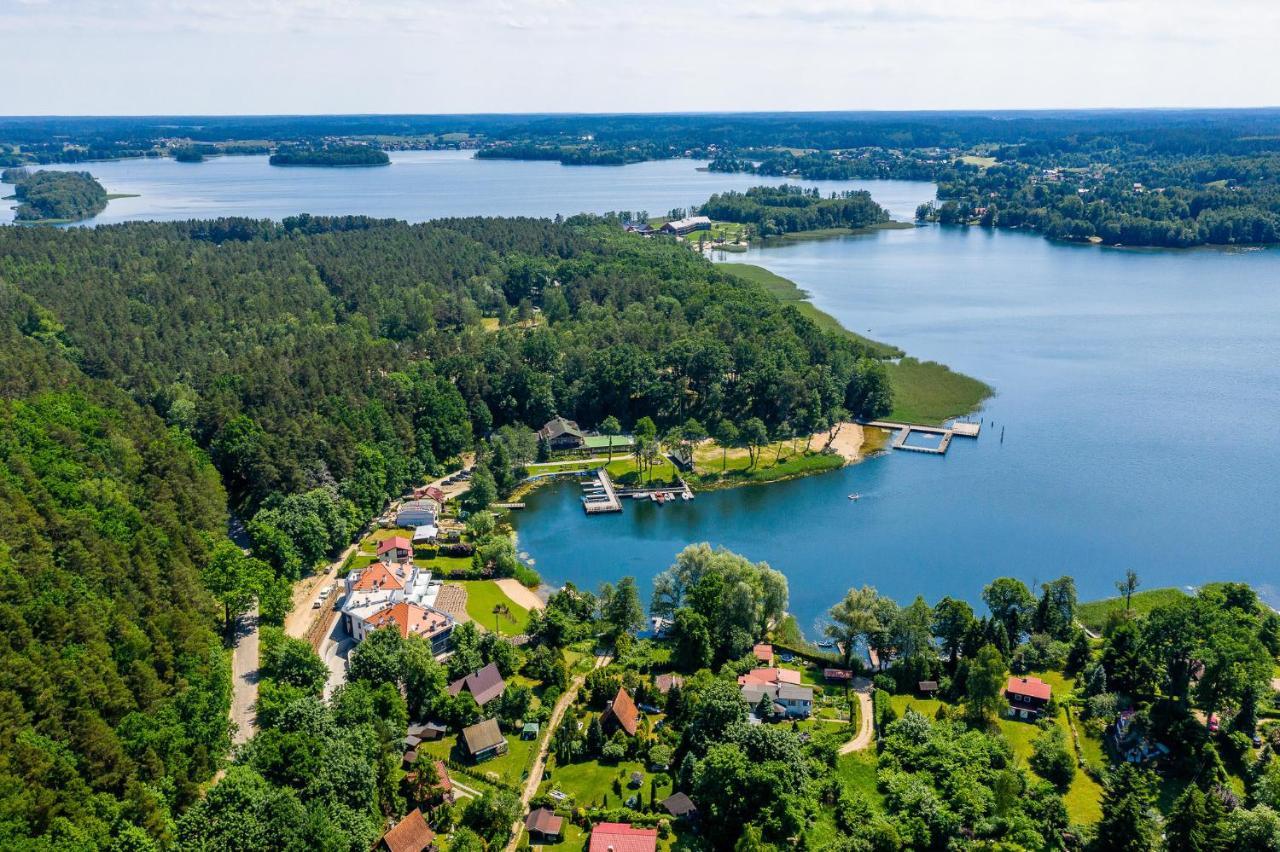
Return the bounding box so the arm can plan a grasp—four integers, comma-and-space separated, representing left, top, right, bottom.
838, 678, 875, 754
504, 652, 613, 851
495, 578, 546, 611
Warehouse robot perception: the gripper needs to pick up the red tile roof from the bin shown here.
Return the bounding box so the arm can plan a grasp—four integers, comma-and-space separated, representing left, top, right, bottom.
738, 668, 801, 686
378, 536, 413, 555
366, 602, 452, 640
1006, 676, 1052, 702
589, 822, 657, 852
380, 808, 435, 852
424, 486, 446, 503
752, 643, 774, 663
603, 687, 640, 736
351, 561, 406, 592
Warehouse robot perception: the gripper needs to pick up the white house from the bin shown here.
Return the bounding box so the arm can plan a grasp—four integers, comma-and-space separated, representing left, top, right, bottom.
341, 559, 452, 651
396, 499, 438, 528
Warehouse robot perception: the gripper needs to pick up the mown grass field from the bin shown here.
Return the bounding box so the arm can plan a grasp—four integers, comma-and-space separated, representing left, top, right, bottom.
539, 756, 673, 810
418, 732, 538, 788
1076, 587, 1188, 632
459, 579, 532, 634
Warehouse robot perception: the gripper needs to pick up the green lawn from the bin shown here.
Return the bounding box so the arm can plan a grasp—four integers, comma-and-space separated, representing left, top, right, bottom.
690, 446, 844, 487
418, 732, 538, 788
539, 757, 673, 810
1077, 588, 1188, 632
836, 750, 883, 809
884, 357, 992, 425
459, 580, 532, 635
890, 694, 944, 719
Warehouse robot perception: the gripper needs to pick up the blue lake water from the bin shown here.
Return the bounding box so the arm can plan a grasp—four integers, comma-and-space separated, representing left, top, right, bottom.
1, 149, 930, 224
6, 151, 1276, 631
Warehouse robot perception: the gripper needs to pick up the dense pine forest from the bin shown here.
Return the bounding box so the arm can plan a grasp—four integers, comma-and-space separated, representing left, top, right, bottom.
0, 215, 897, 847
697, 185, 889, 236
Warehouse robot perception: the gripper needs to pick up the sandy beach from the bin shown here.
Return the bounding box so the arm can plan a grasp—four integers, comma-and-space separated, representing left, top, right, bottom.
822, 421, 866, 463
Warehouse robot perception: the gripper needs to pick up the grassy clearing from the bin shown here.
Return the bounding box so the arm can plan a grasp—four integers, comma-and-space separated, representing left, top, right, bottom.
885, 357, 992, 425
836, 751, 884, 808
418, 733, 538, 788
959, 155, 998, 168
1077, 588, 1188, 632
890, 694, 944, 719
720, 263, 901, 357
459, 580, 532, 634
539, 757, 673, 810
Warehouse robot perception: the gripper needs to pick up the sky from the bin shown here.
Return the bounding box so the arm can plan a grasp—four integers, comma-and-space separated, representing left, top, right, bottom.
3, 0, 1279, 115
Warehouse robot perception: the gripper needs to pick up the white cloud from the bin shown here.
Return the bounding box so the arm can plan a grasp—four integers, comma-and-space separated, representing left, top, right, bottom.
1, 0, 1277, 112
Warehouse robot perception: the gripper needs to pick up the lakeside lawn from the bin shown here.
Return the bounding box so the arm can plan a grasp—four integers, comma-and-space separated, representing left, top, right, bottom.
459, 579, 532, 635
1076, 587, 1188, 633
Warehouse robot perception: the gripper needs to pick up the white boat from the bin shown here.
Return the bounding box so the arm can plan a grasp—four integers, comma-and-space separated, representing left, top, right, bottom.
848, 493, 860, 501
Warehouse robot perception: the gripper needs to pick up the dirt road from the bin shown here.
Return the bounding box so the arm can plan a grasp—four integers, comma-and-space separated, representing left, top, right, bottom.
838, 678, 875, 754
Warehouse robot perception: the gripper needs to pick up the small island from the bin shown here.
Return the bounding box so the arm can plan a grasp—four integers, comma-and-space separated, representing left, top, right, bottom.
268, 144, 390, 167
699, 184, 890, 237
2, 168, 109, 223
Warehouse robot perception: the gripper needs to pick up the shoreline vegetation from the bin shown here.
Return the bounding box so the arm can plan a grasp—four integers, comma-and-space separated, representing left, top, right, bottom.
720, 263, 993, 425
1, 167, 109, 222
268, 144, 390, 167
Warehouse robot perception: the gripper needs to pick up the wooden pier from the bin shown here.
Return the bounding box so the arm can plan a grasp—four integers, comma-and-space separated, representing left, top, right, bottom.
866, 419, 980, 456
582, 470, 622, 514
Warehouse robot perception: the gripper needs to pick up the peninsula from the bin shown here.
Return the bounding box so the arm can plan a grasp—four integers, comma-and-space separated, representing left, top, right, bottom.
2, 167, 108, 222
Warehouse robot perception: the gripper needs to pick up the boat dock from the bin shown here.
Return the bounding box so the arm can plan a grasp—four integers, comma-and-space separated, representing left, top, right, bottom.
866, 419, 981, 456
581, 470, 622, 514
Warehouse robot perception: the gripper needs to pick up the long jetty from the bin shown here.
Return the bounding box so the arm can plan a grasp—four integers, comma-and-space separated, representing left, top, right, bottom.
582, 470, 622, 513
865, 419, 980, 456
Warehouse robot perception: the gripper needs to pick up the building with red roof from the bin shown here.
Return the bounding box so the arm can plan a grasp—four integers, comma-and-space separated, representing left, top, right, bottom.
752, 643, 774, 664
1005, 676, 1052, 720
588, 822, 658, 852
377, 536, 414, 562
366, 602, 454, 653
378, 808, 435, 852
602, 687, 640, 736
738, 667, 801, 687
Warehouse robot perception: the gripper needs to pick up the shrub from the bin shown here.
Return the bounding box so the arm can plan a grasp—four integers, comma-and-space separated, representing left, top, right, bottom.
1029, 726, 1076, 790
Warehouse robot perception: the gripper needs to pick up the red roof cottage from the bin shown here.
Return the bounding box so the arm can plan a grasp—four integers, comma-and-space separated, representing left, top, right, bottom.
1005, 676, 1052, 720
602, 687, 640, 736
377, 536, 413, 563
588, 822, 658, 852
378, 808, 435, 852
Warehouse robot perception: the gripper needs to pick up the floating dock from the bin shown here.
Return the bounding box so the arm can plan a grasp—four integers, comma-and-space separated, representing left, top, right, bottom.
582, 470, 622, 513
866, 419, 981, 456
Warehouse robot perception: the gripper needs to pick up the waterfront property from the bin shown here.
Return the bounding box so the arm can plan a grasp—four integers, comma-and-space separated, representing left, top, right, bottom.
660, 215, 712, 236
341, 557, 454, 651
866, 419, 981, 456
741, 681, 814, 719
539, 416, 588, 450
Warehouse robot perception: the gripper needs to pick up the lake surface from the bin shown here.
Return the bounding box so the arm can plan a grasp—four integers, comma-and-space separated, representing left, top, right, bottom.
5, 151, 1276, 631
516, 226, 1280, 632
1, 149, 929, 224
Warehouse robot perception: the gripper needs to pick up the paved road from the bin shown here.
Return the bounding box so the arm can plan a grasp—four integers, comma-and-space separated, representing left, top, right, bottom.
838, 678, 875, 755
319, 615, 353, 700
229, 607, 260, 746
504, 652, 613, 851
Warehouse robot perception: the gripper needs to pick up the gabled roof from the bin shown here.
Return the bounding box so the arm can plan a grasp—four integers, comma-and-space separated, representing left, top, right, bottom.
588, 822, 658, 852
539, 416, 584, 440
525, 807, 563, 835
752, 643, 773, 663
351, 561, 406, 592
380, 808, 435, 852
661, 791, 697, 818
378, 535, 413, 555
738, 668, 801, 686
741, 681, 813, 704
1006, 676, 1052, 701
366, 602, 453, 640
603, 687, 640, 736
654, 673, 683, 694
461, 718, 505, 755
424, 486, 446, 503
447, 662, 506, 706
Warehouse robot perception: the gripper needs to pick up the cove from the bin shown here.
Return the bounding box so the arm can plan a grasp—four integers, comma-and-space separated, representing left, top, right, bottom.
514, 225, 1280, 633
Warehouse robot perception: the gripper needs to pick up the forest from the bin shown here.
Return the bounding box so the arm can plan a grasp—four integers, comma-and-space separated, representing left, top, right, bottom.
2, 168, 109, 222
697, 185, 890, 236
0, 213, 899, 847
268, 145, 391, 167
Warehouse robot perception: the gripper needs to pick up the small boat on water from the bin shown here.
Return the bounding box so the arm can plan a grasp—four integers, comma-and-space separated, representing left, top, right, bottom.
848, 493, 861, 501
681, 492, 693, 501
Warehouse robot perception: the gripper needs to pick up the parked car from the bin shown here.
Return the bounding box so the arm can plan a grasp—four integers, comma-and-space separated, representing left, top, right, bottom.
1253, 733, 1263, 747
312, 599, 322, 609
